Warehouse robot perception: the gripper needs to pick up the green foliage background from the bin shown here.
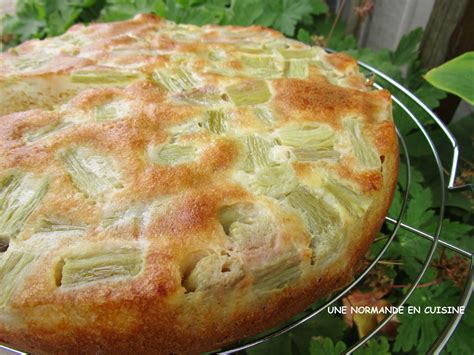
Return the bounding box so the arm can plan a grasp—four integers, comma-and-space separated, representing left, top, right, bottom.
1, 1, 472, 354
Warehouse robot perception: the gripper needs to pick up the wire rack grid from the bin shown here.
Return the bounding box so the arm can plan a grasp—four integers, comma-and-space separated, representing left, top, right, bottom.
216, 59, 473, 354
0, 60, 472, 355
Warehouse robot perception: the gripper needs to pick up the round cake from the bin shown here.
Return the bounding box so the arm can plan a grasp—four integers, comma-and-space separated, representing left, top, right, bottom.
0, 14, 398, 354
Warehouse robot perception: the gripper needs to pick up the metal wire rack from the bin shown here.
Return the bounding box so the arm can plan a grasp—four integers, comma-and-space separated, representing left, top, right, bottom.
1, 60, 472, 355
214, 59, 473, 354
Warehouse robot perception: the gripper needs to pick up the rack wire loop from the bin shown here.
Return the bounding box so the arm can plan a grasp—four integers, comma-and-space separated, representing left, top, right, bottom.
345, 68, 446, 353
219, 57, 473, 354
359, 63, 472, 192
429, 255, 473, 353
218, 130, 412, 354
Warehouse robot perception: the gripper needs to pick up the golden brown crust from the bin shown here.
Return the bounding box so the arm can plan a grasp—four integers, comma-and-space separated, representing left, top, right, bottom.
0, 14, 398, 354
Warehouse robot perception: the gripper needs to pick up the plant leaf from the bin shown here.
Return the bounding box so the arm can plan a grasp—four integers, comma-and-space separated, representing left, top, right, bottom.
309, 337, 347, 355
101, 0, 166, 22
354, 337, 391, 355
297, 28, 313, 45
425, 52, 474, 105
391, 27, 423, 66
272, 0, 313, 36
393, 282, 459, 354
228, 0, 263, 26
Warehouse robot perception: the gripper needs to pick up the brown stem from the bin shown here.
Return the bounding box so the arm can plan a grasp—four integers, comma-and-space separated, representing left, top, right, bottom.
374, 235, 390, 242
327, 0, 347, 47
390, 279, 440, 289
377, 260, 403, 265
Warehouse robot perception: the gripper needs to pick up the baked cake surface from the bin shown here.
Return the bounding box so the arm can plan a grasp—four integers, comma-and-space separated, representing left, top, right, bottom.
0, 14, 398, 354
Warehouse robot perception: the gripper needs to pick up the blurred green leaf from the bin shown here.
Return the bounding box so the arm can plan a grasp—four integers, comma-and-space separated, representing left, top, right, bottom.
297, 28, 313, 45
272, 0, 313, 36
425, 52, 474, 105
2, 0, 100, 48
313, 15, 358, 51
391, 27, 423, 65
309, 0, 328, 15
446, 303, 474, 355
309, 337, 347, 355
246, 311, 347, 355
101, 0, 166, 22
394, 282, 459, 354
228, 0, 264, 26
354, 337, 391, 355
164, 0, 225, 25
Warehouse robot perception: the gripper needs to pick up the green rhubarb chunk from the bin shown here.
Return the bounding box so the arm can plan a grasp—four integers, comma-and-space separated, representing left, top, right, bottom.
244, 135, 274, 172
284, 59, 309, 79
278, 48, 315, 59
200, 110, 228, 134
60, 246, 143, 286
174, 87, 223, 106
292, 148, 340, 161
11, 56, 50, 71
0, 172, 49, 239
324, 179, 368, 217
286, 186, 341, 262
278, 125, 335, 150
71, 70, 139, 84
32, 218, 87, 238
102, 205, 145, 229
253, 107, 275, 126
252, 251, 301, 291
344, 119, 380, 169
152, 67, 198, 93
249, 164, 298, 198
94, 99, 131, 121
226, 80, 272, 106
24, 122, 71, 143
240, 54, 282, 78
148, 144, 196, 165
59, 147, 123, 198
0, 251, 37, 308
287, 186, 340, 236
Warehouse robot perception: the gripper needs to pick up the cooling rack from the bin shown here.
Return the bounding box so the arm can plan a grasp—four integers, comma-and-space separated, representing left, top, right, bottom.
215, 59, 473, 354
1, 60, 472, 355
